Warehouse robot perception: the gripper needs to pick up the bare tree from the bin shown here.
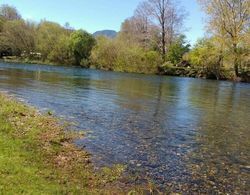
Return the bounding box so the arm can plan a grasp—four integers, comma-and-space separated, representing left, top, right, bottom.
134, 2, 152, 48
142, 0, 186, 60
120, 6, 159, 50
0, 4, 22, 21
198, 0, 250, 77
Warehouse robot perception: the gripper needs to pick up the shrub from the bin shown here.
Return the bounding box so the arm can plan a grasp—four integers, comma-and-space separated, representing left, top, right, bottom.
91, 37, 162, 74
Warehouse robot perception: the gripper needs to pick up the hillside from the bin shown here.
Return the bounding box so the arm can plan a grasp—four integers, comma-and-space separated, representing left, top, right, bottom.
93, 30, 117, 38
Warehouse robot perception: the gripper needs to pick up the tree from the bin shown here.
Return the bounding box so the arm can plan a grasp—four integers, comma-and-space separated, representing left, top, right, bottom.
48, 35, 74, 65
0, 4, 22, 56
1, 20, 35, 56
166, 35, 190, 64
132, 1, 156, 49
187, 38, 225, 79
0, 4, 22, 20
197, 0, 250, 77
120, 11, 159, 50
91, 36, 121, 70
69, 30, 96, 66
91, 36, 162, 73
141, 0, 186, 60
241, 28, 250, 69
36, 21, 67, 60
0, 15, 5, 31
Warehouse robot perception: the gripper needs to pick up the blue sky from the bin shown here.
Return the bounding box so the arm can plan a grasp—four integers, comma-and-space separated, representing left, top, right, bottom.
1, 0, 206, 45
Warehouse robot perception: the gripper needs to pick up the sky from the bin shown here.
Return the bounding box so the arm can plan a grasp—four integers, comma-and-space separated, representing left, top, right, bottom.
1, 0, 206, 46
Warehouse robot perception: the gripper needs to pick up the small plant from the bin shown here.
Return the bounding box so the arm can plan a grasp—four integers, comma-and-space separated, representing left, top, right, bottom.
47, 110, 53, 116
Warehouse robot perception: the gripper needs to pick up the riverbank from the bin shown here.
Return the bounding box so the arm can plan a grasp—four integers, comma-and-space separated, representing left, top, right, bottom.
0, 93, 145, 194
2, 57, 57, 66
2, 57, 250, 82
158, 64, 250, 83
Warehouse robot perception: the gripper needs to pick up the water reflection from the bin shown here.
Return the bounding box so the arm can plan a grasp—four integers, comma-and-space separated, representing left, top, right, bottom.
0, 62, 249, 192
185, 81, 250, 193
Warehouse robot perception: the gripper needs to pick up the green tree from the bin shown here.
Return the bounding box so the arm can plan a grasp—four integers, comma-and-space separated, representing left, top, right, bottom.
91, 35, 162, 73
91, 36, 119, 70
1, 20, 35, 56
48, 35, 74, 65
166, 35, 190, 64
0, 4, 23, 57
187, 38, 224, 79
0, 15, 5, 31
36, 21, 67, 60
69, 30, 96, 66
197, 0, 250, 77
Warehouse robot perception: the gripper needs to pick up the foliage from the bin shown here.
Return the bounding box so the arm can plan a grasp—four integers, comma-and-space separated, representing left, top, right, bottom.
185, 38, 225, 79
0, 2, 249, 79
47, 35, 74, 65
197, 0, 250, 77
0, 5, 96, 67
166, 35, 190, 65
91, 36, 162, 73
240, 29, 250, 70
187, 39, 217, 66
0, 16, 5, 31
1, 20, 35, 56
90, 36, 119, 70
69, 30, 96, 66
36, 21, 68, 60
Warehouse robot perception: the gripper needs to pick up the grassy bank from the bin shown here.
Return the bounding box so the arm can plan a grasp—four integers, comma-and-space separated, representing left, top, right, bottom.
0, 93, 138, 194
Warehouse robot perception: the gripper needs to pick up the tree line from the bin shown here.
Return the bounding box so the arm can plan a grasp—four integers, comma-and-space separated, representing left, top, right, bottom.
91, 0, 249, 79
0, 0, 249, 80
0, 4, 95, 66
91, 0, 190, 73
188, 0, 250, 79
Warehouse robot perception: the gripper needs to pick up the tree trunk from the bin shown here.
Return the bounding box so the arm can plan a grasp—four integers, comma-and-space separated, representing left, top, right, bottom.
215, 49, 224, 80
233, 43, 239, 77
234, 63, 239, 77
161, 24, 166, 61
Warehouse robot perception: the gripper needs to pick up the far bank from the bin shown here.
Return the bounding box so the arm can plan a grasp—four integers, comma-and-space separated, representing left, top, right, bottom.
2, 57, 250, 83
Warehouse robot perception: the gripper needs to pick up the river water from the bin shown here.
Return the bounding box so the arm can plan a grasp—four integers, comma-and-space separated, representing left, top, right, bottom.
0, 62, 249, 193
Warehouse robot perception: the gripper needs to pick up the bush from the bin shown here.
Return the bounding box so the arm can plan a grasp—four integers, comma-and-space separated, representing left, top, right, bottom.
91, 36, 162, 74
69, 30, 96, 65
47, 35, 74, 65
90, 36, 119, 70
165, 35, 190, 65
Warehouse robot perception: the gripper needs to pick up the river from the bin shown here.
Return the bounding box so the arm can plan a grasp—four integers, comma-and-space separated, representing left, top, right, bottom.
0, 62, 249, 193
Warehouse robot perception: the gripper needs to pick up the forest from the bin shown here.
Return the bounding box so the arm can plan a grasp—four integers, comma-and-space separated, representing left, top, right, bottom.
0, 0, 249, 81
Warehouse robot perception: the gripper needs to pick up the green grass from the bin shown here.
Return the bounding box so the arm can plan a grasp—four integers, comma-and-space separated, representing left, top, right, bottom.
0, 93, 131, 194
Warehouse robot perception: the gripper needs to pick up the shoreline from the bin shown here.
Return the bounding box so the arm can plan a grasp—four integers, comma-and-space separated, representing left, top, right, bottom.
0, 93, 147, 194
1, 58, 61, 66
2, 58, 250, 83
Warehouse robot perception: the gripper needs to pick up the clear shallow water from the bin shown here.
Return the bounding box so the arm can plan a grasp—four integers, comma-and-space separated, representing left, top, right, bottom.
0, 62, 249, 193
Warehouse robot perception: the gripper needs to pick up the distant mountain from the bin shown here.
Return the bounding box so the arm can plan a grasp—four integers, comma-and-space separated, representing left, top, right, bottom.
93, 30, 117, 38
